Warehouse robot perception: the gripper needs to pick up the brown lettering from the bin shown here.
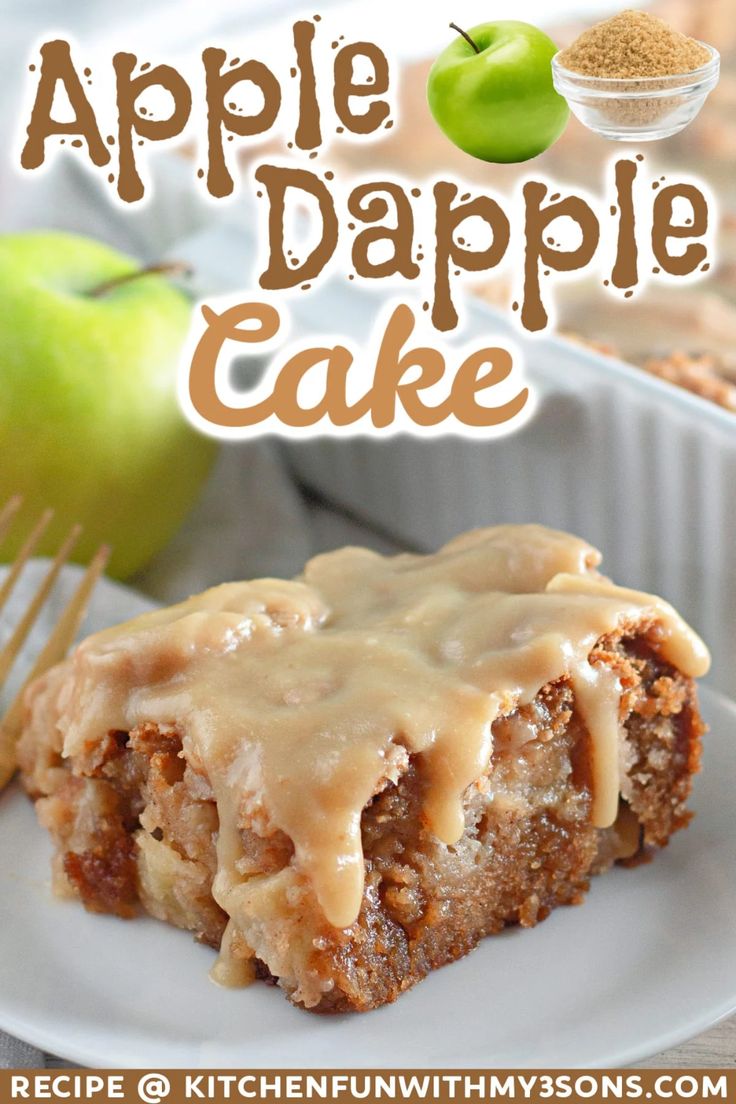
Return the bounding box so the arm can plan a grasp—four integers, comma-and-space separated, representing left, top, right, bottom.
522, 181, 600, 332
333, 42, 390, 134
349, 183, 419, 280
257, 165, 338, 290
433, 181, 511, 332
188, 302, 280, 428
113, 53, 192, 203
449, 348, 529, 427
611, 158, 638, 290
203, 48, 281, 199
371, 303, 454, 428
651, 183, 709, 276
20, 40, 109, 170
272, 346, 370, 427
293, 21, 321, 151
187, 300, 527, 433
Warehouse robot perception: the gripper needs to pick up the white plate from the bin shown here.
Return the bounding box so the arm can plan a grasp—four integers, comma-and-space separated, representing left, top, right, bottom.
0, 575, 735, 1068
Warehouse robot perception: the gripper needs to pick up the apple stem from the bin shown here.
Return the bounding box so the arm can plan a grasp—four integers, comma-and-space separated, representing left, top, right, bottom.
88, 261, 192, 298
449, 22, 481, 54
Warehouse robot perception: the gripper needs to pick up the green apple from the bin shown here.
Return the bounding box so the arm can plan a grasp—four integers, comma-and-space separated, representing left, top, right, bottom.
0, 231, 216, 579
427, 20, 569, 163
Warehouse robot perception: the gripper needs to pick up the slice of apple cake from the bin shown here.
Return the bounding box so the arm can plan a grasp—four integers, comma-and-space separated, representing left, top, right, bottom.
17, 525, 709, 1011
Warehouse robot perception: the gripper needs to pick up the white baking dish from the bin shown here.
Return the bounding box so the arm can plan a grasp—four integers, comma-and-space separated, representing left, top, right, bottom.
282, 281, 736, 698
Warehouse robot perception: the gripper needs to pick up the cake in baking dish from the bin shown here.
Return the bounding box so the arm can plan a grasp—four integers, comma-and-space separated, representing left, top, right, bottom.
17, 525, 709, 1012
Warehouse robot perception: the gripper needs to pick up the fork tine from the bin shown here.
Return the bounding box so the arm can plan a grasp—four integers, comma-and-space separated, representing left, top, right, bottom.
0, 543, 110, 790
0, 496, 23, 550
0, 507, 55, 617
0, 523, 82, 687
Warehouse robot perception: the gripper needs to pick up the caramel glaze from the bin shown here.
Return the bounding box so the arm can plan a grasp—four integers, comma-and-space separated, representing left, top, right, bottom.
30, 525, 709, 982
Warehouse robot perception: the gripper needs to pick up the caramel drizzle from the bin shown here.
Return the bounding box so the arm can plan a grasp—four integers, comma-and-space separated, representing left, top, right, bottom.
40, 526, 708, 971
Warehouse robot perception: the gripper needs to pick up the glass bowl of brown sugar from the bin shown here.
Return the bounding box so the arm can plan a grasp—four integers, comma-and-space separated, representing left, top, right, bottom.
552, 44, 720, 141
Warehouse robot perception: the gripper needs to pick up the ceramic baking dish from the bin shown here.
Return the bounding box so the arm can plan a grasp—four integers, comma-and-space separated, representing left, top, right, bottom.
282, 280, 736, 698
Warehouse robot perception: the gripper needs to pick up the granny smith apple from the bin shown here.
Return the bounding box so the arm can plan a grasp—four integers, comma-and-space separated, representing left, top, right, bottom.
0, 231, 216, 578
427, 21, 569, 163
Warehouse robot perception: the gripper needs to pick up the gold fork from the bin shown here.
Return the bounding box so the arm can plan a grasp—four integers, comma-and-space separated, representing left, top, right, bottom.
0, 496, 110, 790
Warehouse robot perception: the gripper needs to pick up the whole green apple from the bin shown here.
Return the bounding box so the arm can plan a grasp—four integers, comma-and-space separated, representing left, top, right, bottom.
0, 231, 216, 579
427, 20, 570, 163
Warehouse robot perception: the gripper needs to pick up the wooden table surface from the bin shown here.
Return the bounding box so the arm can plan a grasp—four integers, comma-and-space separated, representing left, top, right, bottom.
639, 1015, 735, 1067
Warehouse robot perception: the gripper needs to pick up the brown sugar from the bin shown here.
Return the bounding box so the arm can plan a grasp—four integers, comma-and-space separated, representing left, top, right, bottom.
558, 10, 711, 79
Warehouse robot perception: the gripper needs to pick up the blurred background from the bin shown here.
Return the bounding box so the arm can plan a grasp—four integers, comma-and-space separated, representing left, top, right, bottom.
1, 0, 735, 688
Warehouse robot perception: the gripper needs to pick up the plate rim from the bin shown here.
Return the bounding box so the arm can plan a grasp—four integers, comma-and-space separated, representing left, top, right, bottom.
1, 683, 734, 1069
2, 989, 735, 1070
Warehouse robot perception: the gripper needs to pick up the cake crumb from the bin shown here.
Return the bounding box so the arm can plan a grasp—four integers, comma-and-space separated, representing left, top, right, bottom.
643, 352, 736, 411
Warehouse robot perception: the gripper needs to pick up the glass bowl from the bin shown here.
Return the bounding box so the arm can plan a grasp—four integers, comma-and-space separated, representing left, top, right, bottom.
552, 44, 720, 141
